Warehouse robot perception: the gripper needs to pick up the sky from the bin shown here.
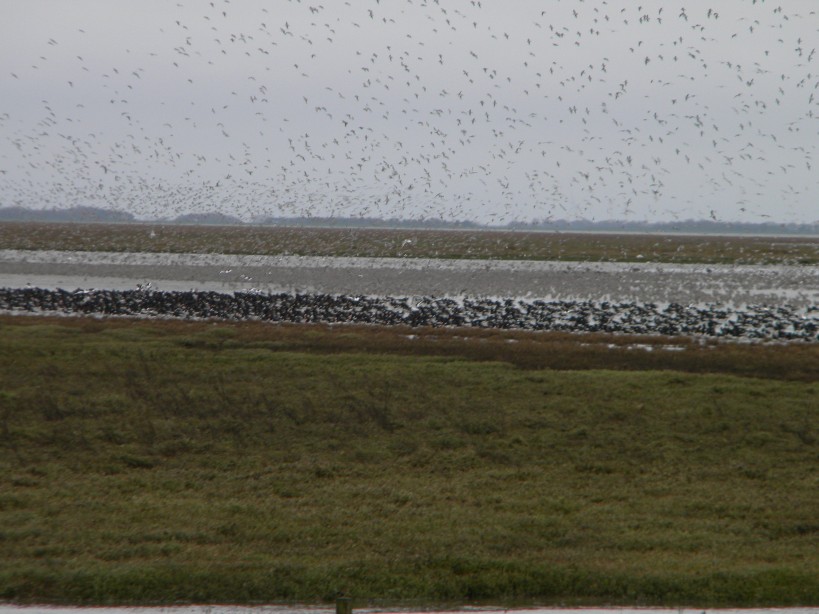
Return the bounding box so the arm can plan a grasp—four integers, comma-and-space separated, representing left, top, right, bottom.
0, 0, 817, 225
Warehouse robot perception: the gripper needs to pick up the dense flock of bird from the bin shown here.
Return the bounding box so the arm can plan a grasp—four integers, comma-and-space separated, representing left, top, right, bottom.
2, 2, 818, 339
1, 287, 817, 342
1, 1, 817, 224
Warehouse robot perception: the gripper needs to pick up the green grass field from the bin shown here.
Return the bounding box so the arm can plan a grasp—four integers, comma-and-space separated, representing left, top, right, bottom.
2, 221, 819, 264
1, 315, 817, 607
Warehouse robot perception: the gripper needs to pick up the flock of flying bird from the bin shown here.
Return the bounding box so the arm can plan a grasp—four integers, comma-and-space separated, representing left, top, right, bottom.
1, 0, 817, 225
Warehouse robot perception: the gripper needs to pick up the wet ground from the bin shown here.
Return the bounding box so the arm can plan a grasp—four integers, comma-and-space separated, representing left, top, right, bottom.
1, 250, 817, 341
1, 250, 818, 308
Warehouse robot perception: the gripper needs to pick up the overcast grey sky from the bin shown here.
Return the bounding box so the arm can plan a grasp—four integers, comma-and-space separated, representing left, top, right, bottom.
1, 0, 817, 224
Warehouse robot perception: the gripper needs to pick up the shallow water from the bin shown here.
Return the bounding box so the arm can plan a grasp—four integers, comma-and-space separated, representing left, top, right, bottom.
1, 250, 817, 308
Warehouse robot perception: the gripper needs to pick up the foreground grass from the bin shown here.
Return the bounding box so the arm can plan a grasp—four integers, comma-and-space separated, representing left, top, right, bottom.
0, 316, 817, 606
2, 221, 819, 264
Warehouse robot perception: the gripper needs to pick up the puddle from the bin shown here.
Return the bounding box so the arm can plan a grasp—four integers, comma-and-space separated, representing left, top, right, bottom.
1, 250, 818, 308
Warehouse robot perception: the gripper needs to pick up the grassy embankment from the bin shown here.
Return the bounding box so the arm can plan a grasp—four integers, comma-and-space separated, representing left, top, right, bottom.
2, 221, 819, 264
1, 315, 817, 606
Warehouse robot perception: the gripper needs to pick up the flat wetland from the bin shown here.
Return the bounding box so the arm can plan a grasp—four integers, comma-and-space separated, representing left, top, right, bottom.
2, 222, 819, 264
0, 223, 818, 607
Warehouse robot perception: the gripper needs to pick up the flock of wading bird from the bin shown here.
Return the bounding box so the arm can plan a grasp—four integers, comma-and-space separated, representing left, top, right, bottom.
1, 286, 817, 342
1, 2, 818, 341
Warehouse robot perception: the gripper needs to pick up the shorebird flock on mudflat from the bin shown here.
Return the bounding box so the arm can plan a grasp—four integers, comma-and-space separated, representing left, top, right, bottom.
2, 287, 817, 342
1, 2, 817, 339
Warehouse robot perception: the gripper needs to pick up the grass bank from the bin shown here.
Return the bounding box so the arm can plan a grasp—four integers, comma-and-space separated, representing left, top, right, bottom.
2, 221, 819, 264
0, 316, 817, 606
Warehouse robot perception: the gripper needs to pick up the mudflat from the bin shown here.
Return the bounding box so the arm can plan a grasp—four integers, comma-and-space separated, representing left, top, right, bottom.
1, 249, 818, 308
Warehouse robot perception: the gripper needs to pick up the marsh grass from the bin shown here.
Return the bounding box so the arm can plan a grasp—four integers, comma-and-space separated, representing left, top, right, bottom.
0, 315, 817, 606
2, 221, 818, 264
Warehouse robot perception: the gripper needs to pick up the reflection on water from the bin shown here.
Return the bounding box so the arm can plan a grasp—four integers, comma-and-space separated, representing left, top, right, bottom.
2, 249, 818, 308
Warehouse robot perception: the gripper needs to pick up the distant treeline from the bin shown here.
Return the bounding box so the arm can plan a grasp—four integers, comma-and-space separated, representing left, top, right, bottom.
1, 206, 817, 235
510, 218, 819, 236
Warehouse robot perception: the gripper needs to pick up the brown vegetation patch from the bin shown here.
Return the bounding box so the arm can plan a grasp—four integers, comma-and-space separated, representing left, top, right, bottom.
2, 221, 818, 264
3, 313, 818, 382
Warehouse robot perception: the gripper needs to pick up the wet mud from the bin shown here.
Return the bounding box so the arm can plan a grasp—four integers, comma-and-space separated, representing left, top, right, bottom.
1, 250, 817, 341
